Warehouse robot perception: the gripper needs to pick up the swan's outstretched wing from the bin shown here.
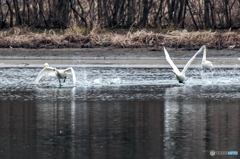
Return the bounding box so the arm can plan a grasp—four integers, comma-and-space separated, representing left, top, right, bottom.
34, 67, 56, 83
64, 67, 76, 85
163, 47, 181, 74
182, 46, 204, 74
202, 45, 207, 62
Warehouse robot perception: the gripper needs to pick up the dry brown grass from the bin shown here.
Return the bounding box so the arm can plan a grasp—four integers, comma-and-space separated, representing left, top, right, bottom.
0, 28, 239, 49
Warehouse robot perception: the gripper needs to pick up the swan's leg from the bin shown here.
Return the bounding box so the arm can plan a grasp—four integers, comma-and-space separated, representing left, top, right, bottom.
58, 78, 62, 87
63, 77, 66, 83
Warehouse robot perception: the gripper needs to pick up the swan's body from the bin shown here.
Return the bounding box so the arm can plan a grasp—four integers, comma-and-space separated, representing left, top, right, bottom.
202, 46, 213, 69
35, 63, 76, 86
163, 46, 204, 83
175, 74, 185, 83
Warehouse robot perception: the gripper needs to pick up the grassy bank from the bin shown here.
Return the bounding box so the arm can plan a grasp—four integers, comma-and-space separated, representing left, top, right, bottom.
0, 28, 239, 49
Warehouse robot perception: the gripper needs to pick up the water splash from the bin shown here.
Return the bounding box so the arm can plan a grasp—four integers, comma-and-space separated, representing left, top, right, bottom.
0, 67, 240, 89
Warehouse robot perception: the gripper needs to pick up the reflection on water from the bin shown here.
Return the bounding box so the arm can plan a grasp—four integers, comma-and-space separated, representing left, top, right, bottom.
165, 87, 240, 159
0, 67, 239, 159
0, 87, 165, 159
164, 88, 206, 159
0, 85, 239, 159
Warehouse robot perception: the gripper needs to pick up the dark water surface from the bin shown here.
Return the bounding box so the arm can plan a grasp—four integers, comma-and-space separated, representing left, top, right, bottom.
0, 67, 239, 159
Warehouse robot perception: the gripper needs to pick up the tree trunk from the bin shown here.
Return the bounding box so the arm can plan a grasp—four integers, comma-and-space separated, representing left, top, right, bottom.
140, 0, 153, 27
223, 0, 230, 28
52, 0, 70, 28
6, 0, 13, 27
186, 0, 198, 29
204, 0, 211, 28
112, 0, 121, 26
13, 0, 22, 25
127, 0, 135, 27
97, 0, 103, 25
154, 0, 164, 27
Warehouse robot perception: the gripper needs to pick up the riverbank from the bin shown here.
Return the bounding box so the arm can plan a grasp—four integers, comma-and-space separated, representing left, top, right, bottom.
0, 28, 239, 49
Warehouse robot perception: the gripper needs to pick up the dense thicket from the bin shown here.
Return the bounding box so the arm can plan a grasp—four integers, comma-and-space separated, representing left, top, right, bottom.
0, 0, 239, 29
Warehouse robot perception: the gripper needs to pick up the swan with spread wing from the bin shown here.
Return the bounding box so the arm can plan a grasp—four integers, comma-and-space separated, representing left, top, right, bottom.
201, 45, 213, 69
163, 46, 204, 83
34, 63, 76, 86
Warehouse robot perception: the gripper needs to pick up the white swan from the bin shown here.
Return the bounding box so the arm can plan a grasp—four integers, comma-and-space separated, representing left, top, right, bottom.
163, 46, 204, 83
202, 45, 213, 69
35, 63, 76, 86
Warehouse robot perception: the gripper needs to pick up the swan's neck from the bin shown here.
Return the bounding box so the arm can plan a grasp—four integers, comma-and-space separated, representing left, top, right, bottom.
202, 48, 207, 62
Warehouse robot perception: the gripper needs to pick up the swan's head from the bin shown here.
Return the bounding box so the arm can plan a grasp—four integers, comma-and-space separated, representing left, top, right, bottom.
44, 63, 49, 68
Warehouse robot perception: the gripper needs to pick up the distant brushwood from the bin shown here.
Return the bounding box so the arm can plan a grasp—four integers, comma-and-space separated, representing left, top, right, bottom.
0, 28, 239, 49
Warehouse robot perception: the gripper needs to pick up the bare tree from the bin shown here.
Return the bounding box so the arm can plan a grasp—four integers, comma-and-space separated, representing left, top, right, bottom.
0, 0, 239, 29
